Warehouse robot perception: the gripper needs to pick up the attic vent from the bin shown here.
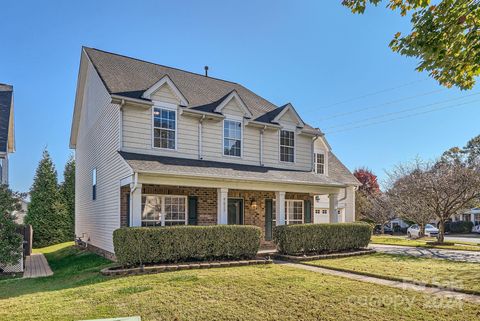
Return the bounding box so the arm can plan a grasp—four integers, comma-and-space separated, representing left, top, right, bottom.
204, 66, 209, 77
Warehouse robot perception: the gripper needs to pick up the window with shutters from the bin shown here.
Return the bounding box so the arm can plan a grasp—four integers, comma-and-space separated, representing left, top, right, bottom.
141, 195, 187, 227
272, 200, 304, 225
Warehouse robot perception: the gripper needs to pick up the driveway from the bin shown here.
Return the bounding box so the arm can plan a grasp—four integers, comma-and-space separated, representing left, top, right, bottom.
368, 244, 480, 263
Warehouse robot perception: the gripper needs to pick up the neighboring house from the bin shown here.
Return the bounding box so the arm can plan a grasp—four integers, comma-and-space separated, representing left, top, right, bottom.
452, 208, 480, 226
13, 198, 29, 225
0, 83, 15, 185
70, 47, 360, 258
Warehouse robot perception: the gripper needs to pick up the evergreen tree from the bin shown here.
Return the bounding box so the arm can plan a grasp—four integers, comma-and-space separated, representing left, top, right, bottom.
0, 185, 22, 267
25, 149, 68, 247
60, 155, 75, 239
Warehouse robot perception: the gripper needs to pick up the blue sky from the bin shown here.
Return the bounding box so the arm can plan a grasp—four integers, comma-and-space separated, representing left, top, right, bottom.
1, 0, 479, 192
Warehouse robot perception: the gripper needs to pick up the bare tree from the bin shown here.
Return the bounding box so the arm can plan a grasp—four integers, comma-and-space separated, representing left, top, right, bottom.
387, 161, 435, 237
363, 193, 395, 234
388, 159, 480, 242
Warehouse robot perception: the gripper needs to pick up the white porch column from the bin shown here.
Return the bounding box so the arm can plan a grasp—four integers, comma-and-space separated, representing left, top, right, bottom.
329, 193, 339, 223
472, 212, 476, 225
130, 183, 143, 227
275, 191, 286, 226
217, 188, 228, 224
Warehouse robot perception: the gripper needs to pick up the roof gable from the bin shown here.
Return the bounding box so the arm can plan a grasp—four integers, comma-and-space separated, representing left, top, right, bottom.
142, 75, 188, 106
214, 90, 253, 118
273, 103, 305, 128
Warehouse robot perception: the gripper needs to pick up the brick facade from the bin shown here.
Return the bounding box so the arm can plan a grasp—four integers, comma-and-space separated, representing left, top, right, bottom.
119, 184, 312, 240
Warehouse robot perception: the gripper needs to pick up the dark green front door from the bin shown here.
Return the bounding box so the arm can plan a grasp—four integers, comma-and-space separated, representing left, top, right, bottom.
228, 198, 244, 225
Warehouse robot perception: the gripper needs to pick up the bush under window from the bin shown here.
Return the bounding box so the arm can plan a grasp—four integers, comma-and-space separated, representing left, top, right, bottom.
113, 225, 261, 266
273, 223, 372, 255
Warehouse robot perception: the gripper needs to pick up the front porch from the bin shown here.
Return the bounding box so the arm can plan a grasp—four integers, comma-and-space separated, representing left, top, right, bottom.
120, 175, 353, 242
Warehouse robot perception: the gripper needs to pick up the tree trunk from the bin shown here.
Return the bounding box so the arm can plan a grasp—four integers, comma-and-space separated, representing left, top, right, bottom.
437, 220, 445, 243
419, 224, 425, 238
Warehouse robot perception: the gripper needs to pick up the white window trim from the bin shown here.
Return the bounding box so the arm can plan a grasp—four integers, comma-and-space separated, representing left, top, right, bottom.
314, 148, 328, 175
222, 117, 244, 158
314, 152, 326, 175
272, 199, 304, 224
279, 129, 296, 164
141, 194, 188, 226
151, 103, 178, 151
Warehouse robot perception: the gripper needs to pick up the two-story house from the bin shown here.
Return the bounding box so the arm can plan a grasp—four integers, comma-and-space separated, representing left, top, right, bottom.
0, 83, 15, 185
70, 47, 360, 258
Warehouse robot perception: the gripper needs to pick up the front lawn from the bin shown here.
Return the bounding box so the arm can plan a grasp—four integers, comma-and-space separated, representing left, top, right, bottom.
306, 253, 480, 294
1, 243, 478, 320
371, 235, 480, 251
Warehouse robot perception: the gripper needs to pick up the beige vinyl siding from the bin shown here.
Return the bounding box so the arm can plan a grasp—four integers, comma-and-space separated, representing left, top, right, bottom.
120, 82, 313, 170
150, 83, 180, 104
75, 58, 132, 254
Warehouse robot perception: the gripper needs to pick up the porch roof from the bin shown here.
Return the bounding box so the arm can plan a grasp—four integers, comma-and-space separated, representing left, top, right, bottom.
119, 152, 360, 187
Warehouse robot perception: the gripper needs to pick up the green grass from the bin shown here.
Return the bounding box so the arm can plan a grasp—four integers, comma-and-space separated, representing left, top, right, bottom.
1, 243, 479, 320
371, 235, 480, 251
306, 253, 480, 294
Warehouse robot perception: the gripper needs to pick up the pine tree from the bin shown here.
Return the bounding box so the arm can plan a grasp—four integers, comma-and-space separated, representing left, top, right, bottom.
0, 185, 22, 267
60, 155, 75, 240
25, 149, 67, 247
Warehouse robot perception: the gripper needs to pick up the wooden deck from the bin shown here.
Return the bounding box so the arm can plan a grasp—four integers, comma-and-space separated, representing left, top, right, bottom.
23, 253, 53, 278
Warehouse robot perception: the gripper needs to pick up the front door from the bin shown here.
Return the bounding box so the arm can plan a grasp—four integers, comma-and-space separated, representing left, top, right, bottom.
228, 198, 244, 225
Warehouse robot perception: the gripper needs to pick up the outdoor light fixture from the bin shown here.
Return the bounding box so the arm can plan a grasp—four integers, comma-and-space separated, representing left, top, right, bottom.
251, 198, 257, 209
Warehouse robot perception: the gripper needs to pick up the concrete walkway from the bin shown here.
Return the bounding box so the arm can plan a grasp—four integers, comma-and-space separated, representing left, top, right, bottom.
276, 261, 480, 304
369, 244, 480, 263
23, 254, 53, 278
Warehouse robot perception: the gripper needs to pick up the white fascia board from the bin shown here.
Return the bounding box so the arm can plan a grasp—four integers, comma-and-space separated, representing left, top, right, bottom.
69, 48, 90, 149
214, 90, 253, 118
142, 75, 189, 106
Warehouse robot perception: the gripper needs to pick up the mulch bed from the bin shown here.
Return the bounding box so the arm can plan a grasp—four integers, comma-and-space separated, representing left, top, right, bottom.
101, 258, 273, 276
273, 248, 375, 262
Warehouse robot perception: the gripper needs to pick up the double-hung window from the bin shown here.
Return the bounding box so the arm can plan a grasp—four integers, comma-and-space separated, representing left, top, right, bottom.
280, 130, 295, 162
153, 107, 176, 149
141, 195, 187, 227
92, 168, 97, 200
314, 152, 325, 174
272, 200, 304, 225
223, 119, 242, 157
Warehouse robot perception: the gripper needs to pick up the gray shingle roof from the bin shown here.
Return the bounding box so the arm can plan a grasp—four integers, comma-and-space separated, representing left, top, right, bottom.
84, 47, 318, 131
0, 84, 13, 153
119, 152, 360, 187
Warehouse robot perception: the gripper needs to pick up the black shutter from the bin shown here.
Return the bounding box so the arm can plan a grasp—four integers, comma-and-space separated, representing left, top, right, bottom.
265, 199, 273, 241
188, 196, 198, 225
304, 199, 312, 223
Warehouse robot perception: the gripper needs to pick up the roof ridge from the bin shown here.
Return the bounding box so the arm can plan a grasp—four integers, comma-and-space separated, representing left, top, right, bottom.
83, 46, 242, 86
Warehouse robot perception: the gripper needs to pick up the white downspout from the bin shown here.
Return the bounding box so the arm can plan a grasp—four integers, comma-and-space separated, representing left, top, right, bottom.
311, 135, 319, 172
198, 115, 205, 160
119, 99, 125, 150
260, 125, 266, 166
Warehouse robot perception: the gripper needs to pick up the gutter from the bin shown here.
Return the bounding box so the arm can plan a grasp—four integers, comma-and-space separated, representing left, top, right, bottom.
311, 135, 319, 172
111, 95, 153, 108
198, 115, 205, 159
259, 125, 266, 166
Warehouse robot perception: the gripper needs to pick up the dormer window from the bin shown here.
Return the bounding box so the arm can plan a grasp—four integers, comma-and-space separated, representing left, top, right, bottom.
315, 152, 325, 174
280, 130, 295, 162
223, 119, 242, 157
153, 107, 176, 150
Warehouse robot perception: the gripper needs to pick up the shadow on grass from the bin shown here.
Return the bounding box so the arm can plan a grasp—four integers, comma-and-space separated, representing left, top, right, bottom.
0, 244, 114, 300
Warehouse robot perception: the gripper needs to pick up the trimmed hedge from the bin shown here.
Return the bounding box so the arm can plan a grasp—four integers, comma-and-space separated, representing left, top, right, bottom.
113, 225, 261, 266
446, 221, 474, 234
273, 223, 372, 255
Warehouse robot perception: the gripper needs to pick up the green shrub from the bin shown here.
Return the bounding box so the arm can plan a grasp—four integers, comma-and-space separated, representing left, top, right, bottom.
113, 225, 261, 266
273, 223, 372, 255
447, 221, 474, 234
